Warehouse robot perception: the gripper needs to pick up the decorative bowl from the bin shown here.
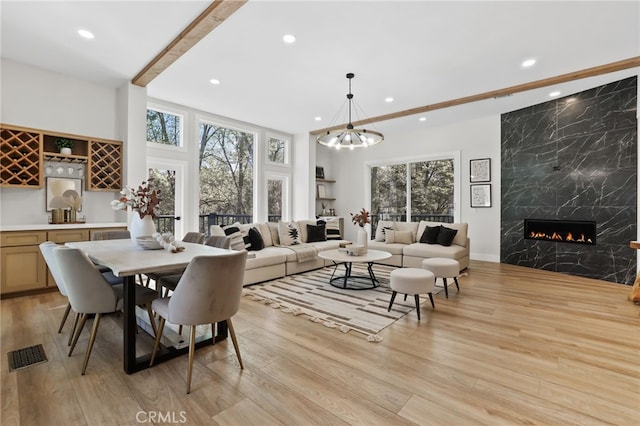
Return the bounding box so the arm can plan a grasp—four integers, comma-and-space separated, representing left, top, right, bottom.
136, 236, 163, 250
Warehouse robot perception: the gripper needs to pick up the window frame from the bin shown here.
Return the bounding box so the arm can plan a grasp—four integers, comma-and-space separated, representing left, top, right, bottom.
265, 133, 291, 166
146, 104, 186, 151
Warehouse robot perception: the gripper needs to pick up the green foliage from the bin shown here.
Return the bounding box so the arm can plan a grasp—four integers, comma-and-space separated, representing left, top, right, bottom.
146, 109, 181, 146
55, 138, 74, 150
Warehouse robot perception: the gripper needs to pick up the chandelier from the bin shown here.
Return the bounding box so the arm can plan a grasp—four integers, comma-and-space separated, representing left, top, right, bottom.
316, 73, 384, 150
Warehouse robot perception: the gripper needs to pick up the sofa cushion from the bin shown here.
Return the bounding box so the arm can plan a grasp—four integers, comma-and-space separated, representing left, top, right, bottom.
322, 217, 342, 240
419, 225, 440, 244
385, 230, 413, 244
417, 221, 468, 247
255, 222, 273, 247
436, 225, 458, 246
306, 223, 326, 243
368, 240, 405, 255
209, 225, 226, 237
223, 225, 246, 251
403, 242, 468, 261
297, 220, 318, 243
244, 247, 290, 270
393, 222, 419, 242
247, 227, 265, 251
267, 222, 280, 245
278, 221, 301, 246
307, 240, 341, 251
374, 220, 394, 241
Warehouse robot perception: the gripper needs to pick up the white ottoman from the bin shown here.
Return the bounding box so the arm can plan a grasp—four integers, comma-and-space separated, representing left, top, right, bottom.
388, 268, 436, 320
421, 258, 460, 298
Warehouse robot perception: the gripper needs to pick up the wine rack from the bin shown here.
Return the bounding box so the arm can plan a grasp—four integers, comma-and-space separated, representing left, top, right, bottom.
88, 139, 122, 191
1, 127, 42, 188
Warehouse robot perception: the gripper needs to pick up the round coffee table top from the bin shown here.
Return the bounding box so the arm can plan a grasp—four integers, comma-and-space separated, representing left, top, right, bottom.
318, 248, 392, 263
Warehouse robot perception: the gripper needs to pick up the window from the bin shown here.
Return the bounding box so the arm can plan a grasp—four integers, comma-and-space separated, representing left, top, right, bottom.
370, 158, 455, 235
267, 178, 284, 222
146, 108, 183, 147
266, 135, 289, 164
198, 121, 254, 224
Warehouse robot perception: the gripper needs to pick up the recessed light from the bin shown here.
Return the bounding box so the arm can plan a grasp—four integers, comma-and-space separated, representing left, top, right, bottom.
283, 34, 296, 44
522, 58, 536, 67
419, 117, 427, 122
384, 97, 394, 103
314, 116, 322, 121
549, 91, 561, 97
77, 29, 94, 39
209, 79, 220, 85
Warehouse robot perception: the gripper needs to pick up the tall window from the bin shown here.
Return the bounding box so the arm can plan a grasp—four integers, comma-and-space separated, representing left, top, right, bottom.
198, 121, 254, 224
370, 158, 454, 234
267, 178, 283, 222
146, 108, 183, 146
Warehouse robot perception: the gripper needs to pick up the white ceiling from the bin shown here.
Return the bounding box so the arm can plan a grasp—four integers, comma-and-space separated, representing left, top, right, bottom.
2, 1, 639, 136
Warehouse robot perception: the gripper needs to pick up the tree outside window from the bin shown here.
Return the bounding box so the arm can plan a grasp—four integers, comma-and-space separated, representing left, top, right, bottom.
146, 108, 182, 146
267, 136, 287, 164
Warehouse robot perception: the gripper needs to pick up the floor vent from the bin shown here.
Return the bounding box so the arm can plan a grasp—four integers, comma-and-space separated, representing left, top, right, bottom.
7, 344, 48, 372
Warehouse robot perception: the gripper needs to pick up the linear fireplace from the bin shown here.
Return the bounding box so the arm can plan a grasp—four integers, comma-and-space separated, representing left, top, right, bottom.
524, 219, 596, 245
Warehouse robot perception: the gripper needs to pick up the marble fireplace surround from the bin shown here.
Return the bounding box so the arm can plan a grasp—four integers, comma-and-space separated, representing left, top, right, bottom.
501, 76, 637, 284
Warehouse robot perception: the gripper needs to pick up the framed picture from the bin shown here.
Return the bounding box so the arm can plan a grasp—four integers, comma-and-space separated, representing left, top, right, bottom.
470, 158, 491, 182
317, 184, 327, 199
315, 166, 325, 179
470, 184, 491, 208
46, 177, 83, 211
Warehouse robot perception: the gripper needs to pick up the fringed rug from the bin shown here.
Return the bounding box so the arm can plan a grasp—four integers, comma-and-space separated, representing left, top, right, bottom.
242, 264, 442, 342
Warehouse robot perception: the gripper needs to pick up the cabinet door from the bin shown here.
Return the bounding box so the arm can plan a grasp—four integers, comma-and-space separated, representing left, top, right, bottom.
47, 229, 89, 243
1, 245, 47, 293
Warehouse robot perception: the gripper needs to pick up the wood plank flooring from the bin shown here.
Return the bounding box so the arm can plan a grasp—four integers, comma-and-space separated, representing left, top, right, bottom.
1, 260, 639, 425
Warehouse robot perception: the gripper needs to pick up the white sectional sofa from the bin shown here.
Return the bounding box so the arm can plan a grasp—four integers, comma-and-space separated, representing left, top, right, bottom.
212, 219, 469, 286
367, 220, 470, 271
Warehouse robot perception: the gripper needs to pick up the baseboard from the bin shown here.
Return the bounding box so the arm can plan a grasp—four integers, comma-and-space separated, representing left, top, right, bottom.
470, 253, 500, 262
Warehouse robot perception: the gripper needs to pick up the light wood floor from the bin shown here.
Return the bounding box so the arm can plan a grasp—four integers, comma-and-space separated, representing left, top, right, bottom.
1, 260, 639, 425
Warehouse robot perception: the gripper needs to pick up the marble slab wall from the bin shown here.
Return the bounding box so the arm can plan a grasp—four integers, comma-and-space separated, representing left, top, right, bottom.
501, 76, 637, 284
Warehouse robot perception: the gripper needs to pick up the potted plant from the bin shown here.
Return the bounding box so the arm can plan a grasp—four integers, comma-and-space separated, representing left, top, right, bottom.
55, 138, 74, 155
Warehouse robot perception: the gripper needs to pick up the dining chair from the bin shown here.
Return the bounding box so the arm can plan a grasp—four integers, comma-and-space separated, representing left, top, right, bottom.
39, 242, 74, 336
91, 230, 131, 284
149, 250, 247, 393
52, 246, 160, 375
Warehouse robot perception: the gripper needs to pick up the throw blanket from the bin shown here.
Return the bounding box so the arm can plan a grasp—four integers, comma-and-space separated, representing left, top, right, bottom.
285, 243, 318, 263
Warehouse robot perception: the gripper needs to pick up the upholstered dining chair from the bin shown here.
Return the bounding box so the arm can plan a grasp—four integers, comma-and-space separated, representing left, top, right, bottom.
91, 230, 131, 284
52, 246, 159, 375
143, 232, 206, 290
150, 250, 247, 394
39, 242, 74, 336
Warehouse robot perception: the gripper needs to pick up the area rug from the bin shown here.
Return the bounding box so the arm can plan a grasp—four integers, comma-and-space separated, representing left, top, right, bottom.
242, 264, 442, 342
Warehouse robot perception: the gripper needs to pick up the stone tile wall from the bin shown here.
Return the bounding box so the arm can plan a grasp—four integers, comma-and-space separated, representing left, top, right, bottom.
501, 76, 637, 284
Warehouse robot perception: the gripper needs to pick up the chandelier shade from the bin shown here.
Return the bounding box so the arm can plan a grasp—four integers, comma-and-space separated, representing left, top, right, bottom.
316, 73, 384, 150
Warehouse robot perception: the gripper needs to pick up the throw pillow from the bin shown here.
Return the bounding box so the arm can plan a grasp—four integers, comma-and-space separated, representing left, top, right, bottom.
385, 230, 413, 244
436, 225, 458, 246
306, 223, 326, 243
420, 225, 441, 244
374, 222, 394, 242
278, 221, 301, 246
223, 226, 246, 251
209, 225, 226, 237
247, 227, 265, 251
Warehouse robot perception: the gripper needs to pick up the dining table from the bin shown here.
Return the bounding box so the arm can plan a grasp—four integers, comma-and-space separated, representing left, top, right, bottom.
66, 238, 234, 374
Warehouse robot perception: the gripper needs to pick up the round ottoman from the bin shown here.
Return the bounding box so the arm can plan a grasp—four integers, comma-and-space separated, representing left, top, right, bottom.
388, 268, 435, 320
421, 258, 460, 298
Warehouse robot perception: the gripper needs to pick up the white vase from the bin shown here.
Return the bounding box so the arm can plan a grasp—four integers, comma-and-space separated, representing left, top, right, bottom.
60, 147, 72, 155
129, 214, 156, 240
357, 227, 368, 253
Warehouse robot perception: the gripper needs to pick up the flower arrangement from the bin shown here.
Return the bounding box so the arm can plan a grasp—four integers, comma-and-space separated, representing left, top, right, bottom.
350, 208, 370, 227
111, 181, 162, 218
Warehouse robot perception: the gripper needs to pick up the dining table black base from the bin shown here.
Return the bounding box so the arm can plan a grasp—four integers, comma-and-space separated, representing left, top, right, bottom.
123, 276, 228, 374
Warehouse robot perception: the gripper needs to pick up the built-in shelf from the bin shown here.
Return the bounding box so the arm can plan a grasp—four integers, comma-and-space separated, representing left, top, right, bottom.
43, 153, 88, 164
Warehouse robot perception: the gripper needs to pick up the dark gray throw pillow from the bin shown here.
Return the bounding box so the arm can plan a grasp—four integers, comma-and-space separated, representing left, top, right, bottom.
436, 225, 458, 246
247, 227, 264, 251
306, 223, 326, 243
420, 225, 441, 244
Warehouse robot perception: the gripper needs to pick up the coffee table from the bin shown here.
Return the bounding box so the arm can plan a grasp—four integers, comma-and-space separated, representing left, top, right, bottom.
318, 249, 392, 290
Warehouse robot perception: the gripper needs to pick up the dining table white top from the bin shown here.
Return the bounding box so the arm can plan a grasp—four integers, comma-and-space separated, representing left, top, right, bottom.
66, 238, 234, 277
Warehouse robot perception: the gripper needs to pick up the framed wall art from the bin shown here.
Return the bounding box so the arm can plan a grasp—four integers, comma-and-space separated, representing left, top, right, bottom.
470, 184, 492, 208
315, 166, 325, 179
470, 158, 491, 182
46, 177, 83, 211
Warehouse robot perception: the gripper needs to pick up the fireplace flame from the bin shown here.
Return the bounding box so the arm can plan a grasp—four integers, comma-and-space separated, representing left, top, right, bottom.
528, 230, 594, 244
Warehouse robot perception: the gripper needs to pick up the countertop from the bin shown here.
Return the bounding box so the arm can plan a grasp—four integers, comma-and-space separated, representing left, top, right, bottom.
0, 222, 128, 232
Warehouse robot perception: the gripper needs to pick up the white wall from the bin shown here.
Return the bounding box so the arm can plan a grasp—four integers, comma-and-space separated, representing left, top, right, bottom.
324, 115, 501, 262
0, 60, 123, 225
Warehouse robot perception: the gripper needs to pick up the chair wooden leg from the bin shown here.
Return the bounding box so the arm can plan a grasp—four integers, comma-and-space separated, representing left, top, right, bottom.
145, 305, 157, 338
443, 277, 449, 298
68, 312, 80, 346
414, 294, 421, 320
387, 291, 397, 312
187, 325, 196, 394
428, 293, 435, 309
58, 302, 71, 333
69, 313, 88, 356
227, 318, 244, 370
81, 313, 102, 375
149, 317, 166, 366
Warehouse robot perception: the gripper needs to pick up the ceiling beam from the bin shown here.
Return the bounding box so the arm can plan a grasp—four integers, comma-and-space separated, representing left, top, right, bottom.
131, 0, 247, 87
310, 56, 640, 135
